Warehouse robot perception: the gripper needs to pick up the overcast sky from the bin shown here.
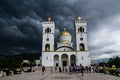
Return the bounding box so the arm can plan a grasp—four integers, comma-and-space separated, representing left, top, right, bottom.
0, 0, 120, 59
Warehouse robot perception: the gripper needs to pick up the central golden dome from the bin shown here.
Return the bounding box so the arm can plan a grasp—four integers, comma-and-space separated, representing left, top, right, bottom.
60, 28, 71, 36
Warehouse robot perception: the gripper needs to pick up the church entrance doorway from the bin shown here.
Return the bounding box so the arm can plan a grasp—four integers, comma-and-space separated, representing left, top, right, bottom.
70, 54, 76, 67
54, 55, 59, 67
61, 54, 68, 67
63, 61, 67, 67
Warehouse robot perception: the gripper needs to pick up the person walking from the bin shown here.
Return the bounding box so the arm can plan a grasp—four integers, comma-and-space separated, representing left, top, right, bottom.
59, 67, 62, 73
80, 64, 84, 76
42, 66, 45, 75
55, 66, 57, 72
103, 65, 106, 74
88, 66, 91, 73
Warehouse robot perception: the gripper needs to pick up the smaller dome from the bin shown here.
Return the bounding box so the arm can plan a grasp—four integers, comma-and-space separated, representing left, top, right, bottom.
60, 31, 71, 36
58, 28, 72, 43
60, 28, 71, 36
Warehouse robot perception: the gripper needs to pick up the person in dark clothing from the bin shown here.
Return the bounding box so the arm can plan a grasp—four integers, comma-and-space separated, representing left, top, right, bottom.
55, 66, 57, 72
86, 66, 89, 73
42, 66, 45, 75
103, 65, 106, 74
63, 67, 64, 72
80, 64, 84, 76
69, 66, 72, 74
59, 67, 62, 72
88, 66, 91, 73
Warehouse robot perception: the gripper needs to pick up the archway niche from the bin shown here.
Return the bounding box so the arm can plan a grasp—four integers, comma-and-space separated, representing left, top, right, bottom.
54, 55, 59, 67
61, 54, 68, 67
70, 54, 76, 67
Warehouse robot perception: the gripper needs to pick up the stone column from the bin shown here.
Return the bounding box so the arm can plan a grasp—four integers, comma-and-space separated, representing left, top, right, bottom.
68, 55, 70, 67
59, 55, 61, 67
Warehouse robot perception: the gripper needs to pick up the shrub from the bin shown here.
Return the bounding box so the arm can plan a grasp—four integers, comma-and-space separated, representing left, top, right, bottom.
106, 68, 118, 75
99, 69, 104, 73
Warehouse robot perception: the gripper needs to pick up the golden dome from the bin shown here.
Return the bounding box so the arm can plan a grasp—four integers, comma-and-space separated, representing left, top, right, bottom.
60, 28, 71, 36
60, 31, 71, 36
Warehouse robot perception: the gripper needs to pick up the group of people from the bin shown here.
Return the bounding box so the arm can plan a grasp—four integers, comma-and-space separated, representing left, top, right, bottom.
42, 64, 98, 76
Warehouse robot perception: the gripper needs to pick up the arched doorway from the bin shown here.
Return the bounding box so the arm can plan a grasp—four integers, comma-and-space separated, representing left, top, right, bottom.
54, 55, 59, 67
61, 54, 68, 67
45, 44, 50, 51
79, 43, 85, 51
70, 54, 76, 67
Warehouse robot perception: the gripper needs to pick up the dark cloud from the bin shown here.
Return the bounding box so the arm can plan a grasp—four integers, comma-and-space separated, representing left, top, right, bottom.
0, 0, 120, 58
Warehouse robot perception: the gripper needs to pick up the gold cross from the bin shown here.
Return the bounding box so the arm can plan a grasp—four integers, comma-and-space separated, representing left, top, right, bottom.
48, 17, 51, 22
78, 16, 81, 21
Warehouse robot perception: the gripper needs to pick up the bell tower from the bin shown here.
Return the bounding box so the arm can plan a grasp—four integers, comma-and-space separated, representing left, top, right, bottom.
74, 16, 88, 51
42, 17, 55, 51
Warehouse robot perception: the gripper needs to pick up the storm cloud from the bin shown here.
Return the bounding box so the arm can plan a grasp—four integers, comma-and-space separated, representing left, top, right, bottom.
0, 0, 120, 59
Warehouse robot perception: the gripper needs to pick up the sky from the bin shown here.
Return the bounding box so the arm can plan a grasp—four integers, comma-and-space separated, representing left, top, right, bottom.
0, 0, 120, 59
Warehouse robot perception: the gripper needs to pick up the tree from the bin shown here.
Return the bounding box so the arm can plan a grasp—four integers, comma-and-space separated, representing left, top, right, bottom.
29, 57, 36, 72
107, 56, 120, 68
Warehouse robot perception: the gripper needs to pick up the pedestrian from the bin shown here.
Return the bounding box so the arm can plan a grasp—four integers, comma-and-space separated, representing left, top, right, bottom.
80, 64, 84, 76
59, 67, 62, 73
69, 66, 72, 74
88, 66, 91, 73
63, 67, 64, 72
55, 66, 57, 72
65, 68, 68, 72
103, 65, 106, 74
42, 66, 45, 75
86, 66, 89, 73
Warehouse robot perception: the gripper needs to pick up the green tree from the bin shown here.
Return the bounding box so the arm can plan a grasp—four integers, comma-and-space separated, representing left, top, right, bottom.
108, 56, 120, 68
29, 57, 36, 72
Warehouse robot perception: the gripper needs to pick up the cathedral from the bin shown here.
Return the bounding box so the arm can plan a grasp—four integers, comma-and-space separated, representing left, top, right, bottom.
42, 17, 91, 67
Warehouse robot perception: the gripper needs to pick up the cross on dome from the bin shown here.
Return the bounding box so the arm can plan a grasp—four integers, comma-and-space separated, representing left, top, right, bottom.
64, 28, 66, 31
78, 16, 81, 21
48, 17, 51, 22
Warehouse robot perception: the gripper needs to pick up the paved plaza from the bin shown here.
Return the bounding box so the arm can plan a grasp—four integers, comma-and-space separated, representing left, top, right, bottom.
1, 67, 120, 80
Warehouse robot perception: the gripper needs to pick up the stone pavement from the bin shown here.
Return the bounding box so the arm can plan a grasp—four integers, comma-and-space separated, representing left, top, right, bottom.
1, 67, 120, 80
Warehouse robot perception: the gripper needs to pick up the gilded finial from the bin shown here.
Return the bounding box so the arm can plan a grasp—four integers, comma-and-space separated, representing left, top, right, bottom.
78, 16, 81, 21
64, 28, 66, 31
48, 17, 51, 22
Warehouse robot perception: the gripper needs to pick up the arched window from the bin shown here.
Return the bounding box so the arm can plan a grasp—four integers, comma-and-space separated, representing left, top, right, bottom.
80, 38, 83, 40
78, 28, 80, 32
80, 27, 82, 32
49, 28, 51, 33
45, 44, 50, 51
47, 28, 49, 33
82, 28, 84, 32
79, 43, 85, 51
45, 29, 47, 33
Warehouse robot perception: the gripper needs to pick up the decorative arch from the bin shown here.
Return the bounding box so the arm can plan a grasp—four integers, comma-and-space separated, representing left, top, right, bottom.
49, 28, 51, 33
70, 54, 76, 67
80, 27, 82, 32
78, 28, 80, 32
46, 28, 49, 33
45, 44, 50, 51
46, 27, 51, 33
79, 43, 85, 51
61, 54, 68, 67
54, 54, 59, 67
82, 28, 85, 32
45, 29, 47, 33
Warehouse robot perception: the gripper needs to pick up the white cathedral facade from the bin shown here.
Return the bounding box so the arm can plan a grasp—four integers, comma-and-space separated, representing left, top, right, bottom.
42, 17, 91, 67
